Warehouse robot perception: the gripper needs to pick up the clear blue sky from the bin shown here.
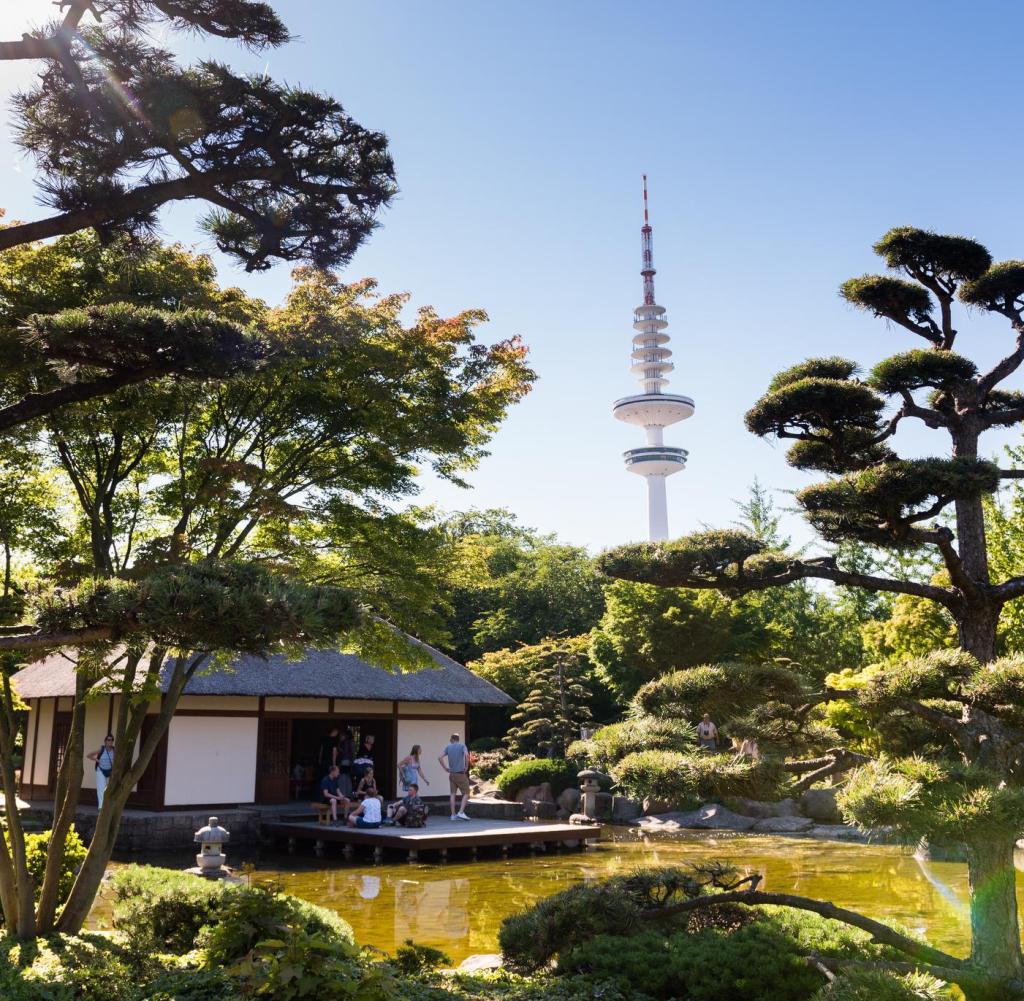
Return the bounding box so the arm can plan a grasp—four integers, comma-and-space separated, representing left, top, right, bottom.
2, 2, 1023, 552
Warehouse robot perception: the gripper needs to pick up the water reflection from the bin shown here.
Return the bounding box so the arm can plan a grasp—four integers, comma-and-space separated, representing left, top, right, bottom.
102, 829, 1008, 964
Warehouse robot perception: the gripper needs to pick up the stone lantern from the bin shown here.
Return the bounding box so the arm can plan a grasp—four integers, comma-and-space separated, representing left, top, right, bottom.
193, 816, 230, 878
569, 768, 607, 824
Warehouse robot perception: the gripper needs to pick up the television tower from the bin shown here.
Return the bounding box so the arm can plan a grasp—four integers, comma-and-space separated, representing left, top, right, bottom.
612, 176, 694, 541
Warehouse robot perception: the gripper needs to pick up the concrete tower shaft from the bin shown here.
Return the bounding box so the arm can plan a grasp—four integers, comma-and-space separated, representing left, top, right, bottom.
611, 177, 695, 541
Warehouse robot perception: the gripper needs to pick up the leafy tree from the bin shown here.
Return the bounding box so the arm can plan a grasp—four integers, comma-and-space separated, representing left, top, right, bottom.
589, 581, 732, 701
598, 226, 1024, 998
0, 243, 533, 938
439, 510, 605, 663
500, 637, 595, 758
0, 2, 394, 431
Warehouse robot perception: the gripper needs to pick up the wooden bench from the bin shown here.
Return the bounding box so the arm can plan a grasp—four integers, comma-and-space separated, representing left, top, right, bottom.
311, 802, 331, 825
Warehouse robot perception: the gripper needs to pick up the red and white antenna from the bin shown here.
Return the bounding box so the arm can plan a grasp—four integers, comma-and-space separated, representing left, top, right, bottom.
641, 174, 656, 306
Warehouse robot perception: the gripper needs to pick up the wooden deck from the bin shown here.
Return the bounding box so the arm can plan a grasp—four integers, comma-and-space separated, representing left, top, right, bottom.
261, 815, 602, 862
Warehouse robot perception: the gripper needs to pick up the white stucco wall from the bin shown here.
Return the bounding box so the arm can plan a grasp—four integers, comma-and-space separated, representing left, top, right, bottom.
80, 697, 112, 791
396, 716, 467, 789
397, 702, 463, 716
163, 716, 259, 806
27, 699, 54, 786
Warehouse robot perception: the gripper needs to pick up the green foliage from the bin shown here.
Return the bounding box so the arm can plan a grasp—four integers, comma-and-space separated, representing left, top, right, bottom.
812, 968, 951, 1001
615, 750, 787, 807
504, 638, 595, 758
959, 260, 1024, 311
567, 716, 694, 773
872, 227, 992, 282
589, 580, 732, 700
197, 882, 355, 967
839, 275, 934, 325
767, 357, 860, 393
797, 458, 1001, 546
868, 350, 977, 394
393, 940, 452, 975
860, 592, 956, 662
560, 907, 872, 1001
23, 828, 87, 909
110, 864, 230, 953
495, 758, 578, 800
441, 511, 604, 663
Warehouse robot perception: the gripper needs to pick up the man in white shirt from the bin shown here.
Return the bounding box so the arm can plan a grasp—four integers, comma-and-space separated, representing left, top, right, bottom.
347, 794, 383, 829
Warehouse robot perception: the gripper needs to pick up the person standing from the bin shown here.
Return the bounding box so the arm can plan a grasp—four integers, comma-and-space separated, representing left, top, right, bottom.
337, 727, 355, 797
438, 733, 471, 821
697, 714, 719, 752
398, 745, 430, 794
318, 726, 340, 773
353, 733, 375, 784
87, 734, 115, 809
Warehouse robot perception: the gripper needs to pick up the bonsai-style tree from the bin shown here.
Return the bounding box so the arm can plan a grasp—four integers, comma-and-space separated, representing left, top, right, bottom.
500, 636, 595, 758
0, 1, 395, 431
599, 227, 1024, 999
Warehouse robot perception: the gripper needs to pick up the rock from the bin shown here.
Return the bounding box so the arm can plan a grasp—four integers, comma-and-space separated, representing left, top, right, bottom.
643, 796, 672, 816
557, 787, 581, 815
515, 785, 539, 804
535, 782, 555, 804
752, 816, 814, 834
771, 798, 799, 817
612, 796, 642, 822
726, 798, 773, 818
594, 791, 614, 820
524, 799, 557, 820
634, 803, 756, 832
800, 788, 841, 823
807, 824, 869, 842
458, 954, 503, 972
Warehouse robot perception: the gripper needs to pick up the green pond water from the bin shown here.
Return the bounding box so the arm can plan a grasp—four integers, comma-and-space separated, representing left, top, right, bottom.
99, 828, 999, 964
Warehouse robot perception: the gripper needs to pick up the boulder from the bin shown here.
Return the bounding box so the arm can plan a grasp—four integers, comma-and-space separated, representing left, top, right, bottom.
800, 788, 841, 823
642, 796, 672, 816
515, 785, 539, 805
752, 816, 814, 834
524, 799, 557, 820
771, 798, 799, 817
557, 787, 581, 819
535, 782, 555, 804
612, 796, 642, 822
458, 954, 503, 973
807, 824, 869, 843
633, 803, 756, 832
726, 798, 774, 818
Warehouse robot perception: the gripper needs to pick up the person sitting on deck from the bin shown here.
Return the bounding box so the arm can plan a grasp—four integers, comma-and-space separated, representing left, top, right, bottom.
347, 793, 383, 829
320, 765, 349, 823
392, 783, 429, 828
355, 767, 382, 803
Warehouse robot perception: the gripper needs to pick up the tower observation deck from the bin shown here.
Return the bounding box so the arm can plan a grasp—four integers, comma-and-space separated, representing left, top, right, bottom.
612, 176, 694, 541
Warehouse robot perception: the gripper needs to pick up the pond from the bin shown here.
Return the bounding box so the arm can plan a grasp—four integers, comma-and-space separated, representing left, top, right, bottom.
100, 828, 992, 964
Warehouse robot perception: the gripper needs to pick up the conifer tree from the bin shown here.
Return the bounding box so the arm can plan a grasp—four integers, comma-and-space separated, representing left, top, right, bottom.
599, 227, 1024, 999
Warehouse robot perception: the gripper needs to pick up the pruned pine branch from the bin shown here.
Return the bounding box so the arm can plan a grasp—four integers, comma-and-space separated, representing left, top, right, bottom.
805, 955, 1011, 997
977, 325, 1024, 397
639, 889, 963, 970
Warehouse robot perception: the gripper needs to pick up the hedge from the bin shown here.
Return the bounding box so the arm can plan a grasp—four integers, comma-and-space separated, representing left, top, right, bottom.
495, 758, 579, 800
615, 750, 787, 808
567, 715, 694, 773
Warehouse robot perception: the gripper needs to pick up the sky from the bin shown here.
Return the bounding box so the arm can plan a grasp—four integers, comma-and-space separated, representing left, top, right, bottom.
2, 2, 1024, 553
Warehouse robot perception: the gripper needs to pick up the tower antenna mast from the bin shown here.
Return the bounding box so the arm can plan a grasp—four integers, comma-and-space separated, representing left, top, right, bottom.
611, 177, 695, 541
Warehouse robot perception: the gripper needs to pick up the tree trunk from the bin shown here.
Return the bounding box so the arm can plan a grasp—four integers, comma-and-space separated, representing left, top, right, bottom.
964, 836, 1024, 992
957, 602, 1000, 663
952, 429, 991, 587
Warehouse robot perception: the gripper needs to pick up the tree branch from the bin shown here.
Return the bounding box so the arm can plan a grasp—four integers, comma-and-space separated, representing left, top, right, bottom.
977, 323, 1024, 397
806, 955, 1006, 995
641, 890, 963, 969
0, 626, 120, 651
992, 575, 1024, 603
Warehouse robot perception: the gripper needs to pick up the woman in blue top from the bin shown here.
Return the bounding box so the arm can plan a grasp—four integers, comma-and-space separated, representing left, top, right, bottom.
87, 734, 115, 809
397, 745, 429, 793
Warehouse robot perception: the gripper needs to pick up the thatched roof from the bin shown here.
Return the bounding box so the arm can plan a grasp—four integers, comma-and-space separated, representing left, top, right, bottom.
13, 642, 514, 706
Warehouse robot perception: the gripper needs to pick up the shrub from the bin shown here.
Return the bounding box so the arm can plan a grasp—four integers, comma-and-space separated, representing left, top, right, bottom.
110, 865, 229, 953
197, 882, 354, 966
559, 908, 878, 1001
495, 758, 578, 799
24, 827, 87, 906
393, 939, 451, 975
567, 715, 694, 772
615, 750, 787, 807
472, 748, 512, 781
812, 969, 951, 1001
469, 736, 500, 752
499, 867, 751, 973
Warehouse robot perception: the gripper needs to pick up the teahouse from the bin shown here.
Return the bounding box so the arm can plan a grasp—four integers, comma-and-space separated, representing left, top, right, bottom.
15, 642, 513, 809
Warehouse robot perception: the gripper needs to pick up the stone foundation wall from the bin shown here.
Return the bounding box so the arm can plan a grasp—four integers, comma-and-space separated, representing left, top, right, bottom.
70, 808, 264, 853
